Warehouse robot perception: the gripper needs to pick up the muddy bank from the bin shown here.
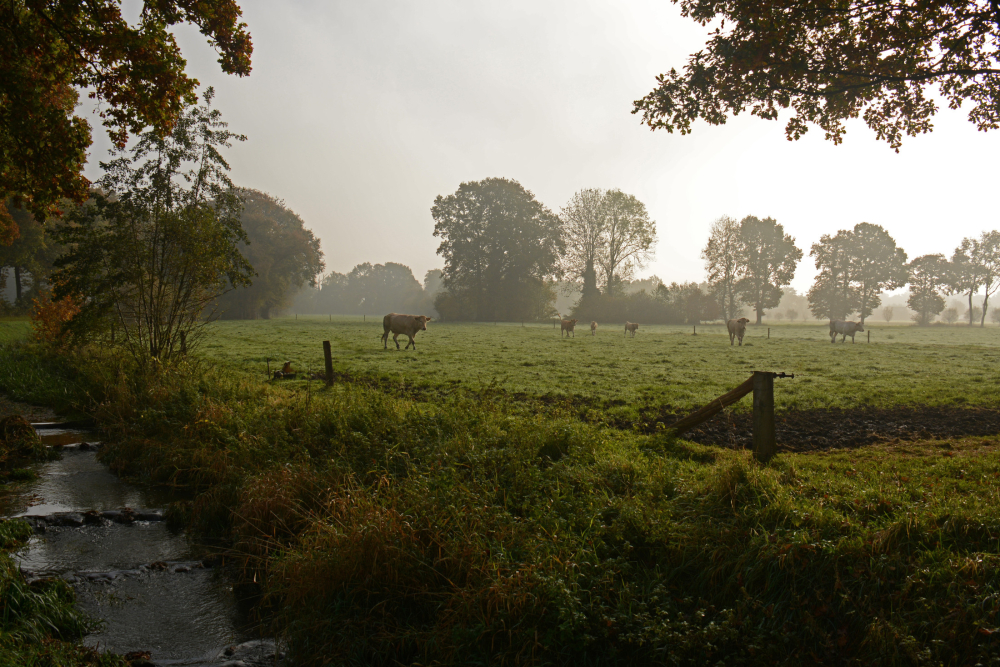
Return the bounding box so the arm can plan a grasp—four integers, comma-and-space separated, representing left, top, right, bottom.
644, 406, 1000, 451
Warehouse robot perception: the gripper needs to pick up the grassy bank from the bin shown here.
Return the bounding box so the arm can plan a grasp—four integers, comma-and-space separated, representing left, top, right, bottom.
4, 340, 1000, 664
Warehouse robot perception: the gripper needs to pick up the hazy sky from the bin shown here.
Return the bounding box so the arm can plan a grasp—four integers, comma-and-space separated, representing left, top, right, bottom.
84, 1, 1000, 294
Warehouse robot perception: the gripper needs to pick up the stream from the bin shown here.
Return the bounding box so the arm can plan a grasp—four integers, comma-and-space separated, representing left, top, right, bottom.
7, 427, 283, 666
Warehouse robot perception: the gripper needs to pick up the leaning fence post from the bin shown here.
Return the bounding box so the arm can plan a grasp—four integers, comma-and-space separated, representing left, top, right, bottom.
323, 340, 334, 386
752, 371, 776, 463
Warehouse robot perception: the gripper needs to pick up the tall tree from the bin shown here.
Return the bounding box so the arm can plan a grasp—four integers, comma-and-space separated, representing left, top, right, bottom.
599, 189, 656, 296
0, 0, 252, 238
432, 178, 563, 321
633, 0, 1000, 151
54, 88, 252, 362
849, 222, 908, 325
808, 231, 857, 321
907, 254, 950, 325
950, 231, 1000, 327
702, 215, 741, 320
216, 190, 324, 320
735, 216, 801, 325
560, 188, 606, 296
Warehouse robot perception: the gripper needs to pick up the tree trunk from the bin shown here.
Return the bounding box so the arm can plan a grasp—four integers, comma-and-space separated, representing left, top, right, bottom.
13, 266, 22, 302
970, 292, 975, 326
755, 301, 763, 325
982, 295, 990, 327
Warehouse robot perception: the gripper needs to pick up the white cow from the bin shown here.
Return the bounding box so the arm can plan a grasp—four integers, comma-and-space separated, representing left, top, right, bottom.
830, 319, 864, 343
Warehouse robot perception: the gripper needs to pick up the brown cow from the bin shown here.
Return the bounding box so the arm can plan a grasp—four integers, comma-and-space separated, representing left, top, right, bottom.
727, 318, 750, 346
591, 321, 598, 336
382, 313, 432, 350
561, 319, 579, 337
625, 321, 639, 337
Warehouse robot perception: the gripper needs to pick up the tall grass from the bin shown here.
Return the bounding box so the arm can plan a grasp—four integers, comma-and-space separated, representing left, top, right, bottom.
4, 343, 1000, 664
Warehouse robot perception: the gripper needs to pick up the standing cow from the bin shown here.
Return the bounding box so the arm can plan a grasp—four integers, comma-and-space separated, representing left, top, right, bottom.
625, 321, 639, 337
561, 319, 579, 337
382, 313, 432, 350
727, 318, 750, 346
591, 321, 598, 336
830, 319, 864, 343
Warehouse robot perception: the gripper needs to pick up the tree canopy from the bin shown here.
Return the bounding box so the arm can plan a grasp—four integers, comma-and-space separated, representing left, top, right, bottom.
432, 178, 563, 321
215, 190, 324, 320
808, 223, 906, 323
735, 216, 802, 324
907, 254, 950, 325
951, 231, 1000, 326
0, 0, 252, 237
54, 88, 252, 362
633, 0, 1000, 150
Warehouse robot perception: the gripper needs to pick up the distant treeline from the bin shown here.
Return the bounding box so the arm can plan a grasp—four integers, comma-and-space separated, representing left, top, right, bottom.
294, 264, 443, 317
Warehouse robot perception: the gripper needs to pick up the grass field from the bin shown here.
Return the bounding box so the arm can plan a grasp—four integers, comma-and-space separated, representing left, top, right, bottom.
5, 320, 1000, 662
201, 318, 1000, 421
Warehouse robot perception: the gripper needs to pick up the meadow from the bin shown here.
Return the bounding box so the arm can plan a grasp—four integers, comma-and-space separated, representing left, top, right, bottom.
202, 317, 1000, 424
5, 318, 1000, 664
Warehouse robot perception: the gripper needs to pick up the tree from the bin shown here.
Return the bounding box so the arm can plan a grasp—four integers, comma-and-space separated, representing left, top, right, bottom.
432, 178, 563, 321
53, 88, 252, 363
943, 307, 959, 324
951, 232, 1000, 326
882, 307, 894, 323
991, 307, 1000, 325
807, 223, 907, 323
702, 215, 742, 320
560, 188, 606, 297
0, 203, 63, 306
848, 223, 908, 325
735, 216, 802, 325
808, 230, 857, 321
907, 255, 950, 326
216, 190, 324, 320
598, 190, 656, 296
0, 0, 252, 238
632, 0, 1000, 151
786, 309, 798, 322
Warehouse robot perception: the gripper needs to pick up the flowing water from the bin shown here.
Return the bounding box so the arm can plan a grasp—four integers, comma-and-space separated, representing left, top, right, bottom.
7, 428, 282, 666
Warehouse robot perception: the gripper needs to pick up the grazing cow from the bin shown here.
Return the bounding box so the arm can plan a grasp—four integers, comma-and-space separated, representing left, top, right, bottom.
591, 321, 598, 336
830, 319, 864, 343
727, 318, 750, 346
625, 321, 639, 337
382, 313, 432, 350
561, 318, 579, 337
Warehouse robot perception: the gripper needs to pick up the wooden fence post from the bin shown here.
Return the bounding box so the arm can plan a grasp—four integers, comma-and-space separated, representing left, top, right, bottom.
868, 330, 870, 343
768, 327, 770, 339
752, 371, 776, 463
323, 341, 334, 386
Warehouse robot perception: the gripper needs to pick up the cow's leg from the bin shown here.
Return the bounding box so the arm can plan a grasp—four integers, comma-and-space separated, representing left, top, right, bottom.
406, 335, 415, 350
382, 332, 388, 349
393, 333, 401, 350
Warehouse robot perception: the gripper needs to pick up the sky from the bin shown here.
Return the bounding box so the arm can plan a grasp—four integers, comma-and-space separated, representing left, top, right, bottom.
83, 0, 1000, 295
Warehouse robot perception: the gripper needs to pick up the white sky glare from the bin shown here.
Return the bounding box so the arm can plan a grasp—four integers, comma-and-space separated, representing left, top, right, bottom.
86, 1, 999, 295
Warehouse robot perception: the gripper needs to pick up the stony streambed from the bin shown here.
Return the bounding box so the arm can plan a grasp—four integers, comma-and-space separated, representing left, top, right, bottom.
8, 427, 282, 667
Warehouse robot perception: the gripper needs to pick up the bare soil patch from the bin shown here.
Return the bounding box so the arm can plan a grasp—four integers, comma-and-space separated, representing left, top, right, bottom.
648, 406, 1000, 452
